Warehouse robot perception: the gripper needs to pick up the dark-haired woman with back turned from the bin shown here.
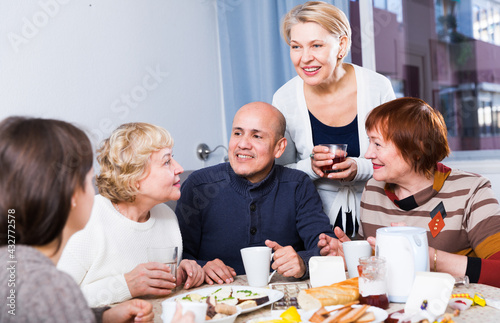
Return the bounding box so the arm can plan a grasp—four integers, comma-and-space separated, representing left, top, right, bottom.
0, 117, 153, 322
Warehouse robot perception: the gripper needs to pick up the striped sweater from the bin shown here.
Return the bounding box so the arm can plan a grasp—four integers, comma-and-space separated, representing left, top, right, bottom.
360, 164, 500, 287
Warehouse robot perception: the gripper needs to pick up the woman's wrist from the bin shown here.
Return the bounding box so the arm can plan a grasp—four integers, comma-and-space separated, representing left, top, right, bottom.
433, 248, 438, 272
428, 247, 468, 277
429, 247, 436, 271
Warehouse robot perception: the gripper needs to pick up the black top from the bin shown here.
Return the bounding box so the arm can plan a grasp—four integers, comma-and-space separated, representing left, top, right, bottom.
309, 111, 361, 236
309, 111, 360, 158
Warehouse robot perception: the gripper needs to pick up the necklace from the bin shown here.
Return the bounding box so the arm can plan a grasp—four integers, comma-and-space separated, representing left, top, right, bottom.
113, 201, 150, 221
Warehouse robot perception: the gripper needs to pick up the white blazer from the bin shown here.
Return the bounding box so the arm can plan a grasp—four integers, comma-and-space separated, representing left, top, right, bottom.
272, 64, 396, 235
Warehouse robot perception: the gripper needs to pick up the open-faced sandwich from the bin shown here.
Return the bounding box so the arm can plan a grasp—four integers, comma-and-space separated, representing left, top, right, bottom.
176, 286, 270, 319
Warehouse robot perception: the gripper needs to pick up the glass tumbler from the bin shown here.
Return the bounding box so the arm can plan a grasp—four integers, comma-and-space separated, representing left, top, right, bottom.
147, 246, 178, 278
357, 256, 389, 309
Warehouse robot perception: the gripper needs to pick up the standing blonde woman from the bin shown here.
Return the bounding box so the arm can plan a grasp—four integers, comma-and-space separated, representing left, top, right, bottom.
58, 122, 204, 307
273, 1, 396, 236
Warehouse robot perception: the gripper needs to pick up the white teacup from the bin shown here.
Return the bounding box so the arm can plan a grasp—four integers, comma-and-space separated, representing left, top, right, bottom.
343, 240, 372, 278
240, 246, 275, 287
161, 301, 207, 323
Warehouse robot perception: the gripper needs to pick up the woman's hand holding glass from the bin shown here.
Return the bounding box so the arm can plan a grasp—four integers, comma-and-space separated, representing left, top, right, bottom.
124, 259, 205, 298
124, 262, 177, 298
310, 145, 357, 181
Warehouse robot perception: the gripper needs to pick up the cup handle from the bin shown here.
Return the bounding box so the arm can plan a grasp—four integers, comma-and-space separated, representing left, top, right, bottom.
268, 270, 277, 283
268, 252, 276, 283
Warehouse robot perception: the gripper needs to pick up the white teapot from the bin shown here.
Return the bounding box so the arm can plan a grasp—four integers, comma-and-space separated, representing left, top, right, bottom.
375, 226, 429, 303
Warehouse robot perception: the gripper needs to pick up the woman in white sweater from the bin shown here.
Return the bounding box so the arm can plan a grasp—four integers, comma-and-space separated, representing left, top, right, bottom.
273, 1, 395, 236
58, 122, 204, 307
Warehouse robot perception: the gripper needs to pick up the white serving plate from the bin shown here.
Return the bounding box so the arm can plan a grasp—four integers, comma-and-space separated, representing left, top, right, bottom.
165, 285, 284, 314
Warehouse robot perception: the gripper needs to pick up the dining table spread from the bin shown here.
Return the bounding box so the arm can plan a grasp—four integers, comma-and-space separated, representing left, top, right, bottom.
143, 274, 500, 323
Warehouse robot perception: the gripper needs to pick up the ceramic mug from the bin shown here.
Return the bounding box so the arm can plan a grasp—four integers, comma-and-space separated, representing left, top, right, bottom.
240, 246, 276, 287
343, 240, 372, 278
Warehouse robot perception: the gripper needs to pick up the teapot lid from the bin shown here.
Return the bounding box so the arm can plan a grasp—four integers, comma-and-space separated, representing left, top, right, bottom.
376, 226, 426, 235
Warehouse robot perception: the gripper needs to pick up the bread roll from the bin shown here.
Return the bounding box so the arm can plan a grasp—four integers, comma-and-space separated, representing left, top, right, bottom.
298, 277, 359, 310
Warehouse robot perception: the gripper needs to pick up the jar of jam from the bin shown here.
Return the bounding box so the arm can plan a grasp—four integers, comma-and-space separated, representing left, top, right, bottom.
357, 256, 389, 309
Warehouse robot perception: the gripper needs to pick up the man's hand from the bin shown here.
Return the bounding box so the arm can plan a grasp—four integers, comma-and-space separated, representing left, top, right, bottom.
103, 299, 154, 323
317, 227, 351, 256
203, 258, 236, 285
265, 240, 306, 278
124, 262, 176, 298
177, 259, 205, 289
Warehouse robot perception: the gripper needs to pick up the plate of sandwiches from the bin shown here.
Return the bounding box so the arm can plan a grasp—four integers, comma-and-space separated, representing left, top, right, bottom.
250, 303, 388, 323
305, 303, 388, 323
168, 285, 285, 314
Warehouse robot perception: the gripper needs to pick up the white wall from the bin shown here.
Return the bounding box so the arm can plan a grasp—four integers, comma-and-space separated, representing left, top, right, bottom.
0, 0, 228, 170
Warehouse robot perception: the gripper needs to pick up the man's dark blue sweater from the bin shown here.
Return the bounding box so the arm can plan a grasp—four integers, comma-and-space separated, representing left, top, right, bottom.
175, 162, 335, 276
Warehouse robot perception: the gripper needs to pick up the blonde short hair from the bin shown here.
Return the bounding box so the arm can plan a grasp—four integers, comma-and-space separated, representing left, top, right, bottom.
282, 1, 352, 55
96, 122, 173, 202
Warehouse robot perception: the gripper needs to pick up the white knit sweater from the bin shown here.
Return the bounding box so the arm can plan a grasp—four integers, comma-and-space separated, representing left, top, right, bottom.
272, 64, 396, 234
57, 195, 183, 307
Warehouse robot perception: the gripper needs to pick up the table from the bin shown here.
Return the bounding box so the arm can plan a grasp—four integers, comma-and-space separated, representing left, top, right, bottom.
147, 275, 500, 323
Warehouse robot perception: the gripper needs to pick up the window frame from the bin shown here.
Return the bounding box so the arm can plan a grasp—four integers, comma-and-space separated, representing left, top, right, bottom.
357, 0, 500, 168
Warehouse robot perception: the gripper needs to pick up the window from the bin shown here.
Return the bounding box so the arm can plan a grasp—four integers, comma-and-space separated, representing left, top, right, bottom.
350, 0, 500, 152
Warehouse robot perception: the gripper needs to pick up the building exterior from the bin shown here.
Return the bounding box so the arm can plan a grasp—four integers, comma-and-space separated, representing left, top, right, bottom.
351, 0, 500, 151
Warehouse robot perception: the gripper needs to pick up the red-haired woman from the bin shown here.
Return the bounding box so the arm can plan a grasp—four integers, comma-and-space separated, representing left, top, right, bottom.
319, 97, 500, 288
